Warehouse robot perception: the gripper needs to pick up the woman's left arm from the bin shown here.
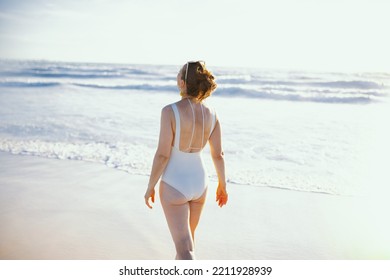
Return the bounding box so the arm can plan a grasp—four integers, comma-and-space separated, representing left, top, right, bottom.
144, 106, 174, 209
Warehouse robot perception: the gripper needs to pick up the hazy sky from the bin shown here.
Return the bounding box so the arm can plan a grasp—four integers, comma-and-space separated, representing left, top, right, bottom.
1, 0, 389, 71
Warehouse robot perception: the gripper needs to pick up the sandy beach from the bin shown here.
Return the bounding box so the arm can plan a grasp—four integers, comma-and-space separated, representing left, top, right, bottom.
1, 151, 389, 260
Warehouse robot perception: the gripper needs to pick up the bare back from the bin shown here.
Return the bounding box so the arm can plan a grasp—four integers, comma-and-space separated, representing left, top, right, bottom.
173, 98, 215, 153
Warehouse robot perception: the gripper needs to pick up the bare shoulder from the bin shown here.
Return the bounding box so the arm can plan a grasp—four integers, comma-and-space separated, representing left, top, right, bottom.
201, 102, 214, 112
202, 102, 217, 119
161, 104, 174, 120
162, 104, 173, 113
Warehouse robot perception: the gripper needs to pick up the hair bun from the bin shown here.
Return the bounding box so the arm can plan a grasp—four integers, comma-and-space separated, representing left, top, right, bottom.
185, 63, 217, 101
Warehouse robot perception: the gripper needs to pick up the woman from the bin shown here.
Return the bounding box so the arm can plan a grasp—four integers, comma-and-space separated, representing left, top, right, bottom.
144, 61, 228, 260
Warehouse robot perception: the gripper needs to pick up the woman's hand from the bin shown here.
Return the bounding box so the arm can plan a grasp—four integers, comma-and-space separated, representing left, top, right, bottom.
216, 183, 228, 207
144, 187, 155, 209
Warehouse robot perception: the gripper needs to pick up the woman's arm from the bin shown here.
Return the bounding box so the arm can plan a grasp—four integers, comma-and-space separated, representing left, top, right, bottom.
145, 106, 174, 209
209, 118, 228, 207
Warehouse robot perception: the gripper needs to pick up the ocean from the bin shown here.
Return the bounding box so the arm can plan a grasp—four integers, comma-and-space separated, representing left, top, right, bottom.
1, 59, 389, 195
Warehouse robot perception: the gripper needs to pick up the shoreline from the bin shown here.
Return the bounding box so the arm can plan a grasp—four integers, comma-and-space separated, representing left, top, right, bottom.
1, 152, 389, 259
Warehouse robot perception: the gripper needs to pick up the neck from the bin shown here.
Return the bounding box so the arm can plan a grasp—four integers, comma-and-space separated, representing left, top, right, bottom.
182, 96, 201, 103
181, 93, 194, 100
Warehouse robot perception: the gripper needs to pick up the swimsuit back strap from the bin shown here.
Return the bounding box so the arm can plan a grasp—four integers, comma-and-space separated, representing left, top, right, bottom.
209, 107, 217, 138
201, 104, 205, 147
171, 103, 180, 148
187, 99, 206, 151
187, 99, 196, 150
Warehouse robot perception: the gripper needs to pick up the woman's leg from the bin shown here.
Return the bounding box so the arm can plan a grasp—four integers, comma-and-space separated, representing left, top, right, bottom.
159, 181, 195, 260
189, 188, 207, 241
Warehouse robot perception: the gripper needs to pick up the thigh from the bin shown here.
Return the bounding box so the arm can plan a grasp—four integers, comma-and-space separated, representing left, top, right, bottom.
159, 181, 193, 244
159, 181, 188, 206
189, 187, 208, 230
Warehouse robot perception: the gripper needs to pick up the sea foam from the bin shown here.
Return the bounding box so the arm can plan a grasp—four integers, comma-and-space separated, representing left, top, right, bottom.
1, 59, 389, 195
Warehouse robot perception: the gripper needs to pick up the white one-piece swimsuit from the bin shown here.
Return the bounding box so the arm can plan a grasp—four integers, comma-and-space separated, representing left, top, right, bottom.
161, 100, 216, 201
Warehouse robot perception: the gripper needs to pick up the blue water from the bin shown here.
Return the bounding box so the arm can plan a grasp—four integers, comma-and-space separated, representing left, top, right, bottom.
1, 59, 388, 103
1, 59, 389, 195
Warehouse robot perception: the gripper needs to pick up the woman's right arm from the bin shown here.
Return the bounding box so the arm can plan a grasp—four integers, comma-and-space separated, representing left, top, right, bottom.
209, 118, 228, 207
145, 106, 173, 209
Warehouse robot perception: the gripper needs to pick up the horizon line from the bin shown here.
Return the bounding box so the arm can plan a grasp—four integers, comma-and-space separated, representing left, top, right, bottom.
1, 57, 389, 74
